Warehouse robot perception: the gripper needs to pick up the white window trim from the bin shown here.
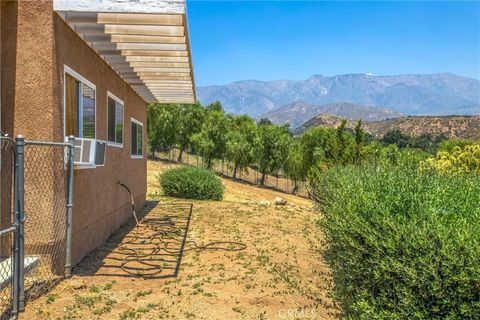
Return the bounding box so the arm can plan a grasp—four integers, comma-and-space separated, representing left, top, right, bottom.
108, 142, 123, 148
63, 65, 97, 169
74, 164, 97, 170
130, 117, 144, 159
107, 91, 124, 148
63, 65, 97, 139
131, 117, 143, 126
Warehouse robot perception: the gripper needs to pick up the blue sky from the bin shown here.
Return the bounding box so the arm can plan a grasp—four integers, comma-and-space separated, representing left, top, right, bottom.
186, 1, 480, 86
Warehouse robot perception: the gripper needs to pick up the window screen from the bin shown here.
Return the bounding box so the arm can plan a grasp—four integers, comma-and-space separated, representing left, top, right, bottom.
82, 84, 95, 139
65, 72, 96, 139
131, 120, 143, 157
107, 96, 124, 144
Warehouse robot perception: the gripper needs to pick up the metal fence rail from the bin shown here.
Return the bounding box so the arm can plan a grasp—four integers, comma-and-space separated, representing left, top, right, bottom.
0, 135, 74, 319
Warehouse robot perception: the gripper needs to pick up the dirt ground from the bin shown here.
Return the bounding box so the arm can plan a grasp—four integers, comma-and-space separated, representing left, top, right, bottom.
21, 160, 335, 320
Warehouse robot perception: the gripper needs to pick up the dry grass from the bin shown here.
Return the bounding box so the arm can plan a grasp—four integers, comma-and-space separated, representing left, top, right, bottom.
21, 160, 335, 320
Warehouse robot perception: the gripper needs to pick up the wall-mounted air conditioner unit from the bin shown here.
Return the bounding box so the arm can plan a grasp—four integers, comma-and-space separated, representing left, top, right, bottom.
73, 138, 106, 166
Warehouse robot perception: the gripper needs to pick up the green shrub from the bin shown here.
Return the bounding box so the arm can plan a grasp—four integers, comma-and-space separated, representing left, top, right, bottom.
309, 165, 480, 319
158, 166, 223, 200
421, 144, 480, 174
438, 139, 477, 152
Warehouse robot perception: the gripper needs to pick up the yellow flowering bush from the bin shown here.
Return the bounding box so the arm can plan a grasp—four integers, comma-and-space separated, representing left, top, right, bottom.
421, 145, 480, 173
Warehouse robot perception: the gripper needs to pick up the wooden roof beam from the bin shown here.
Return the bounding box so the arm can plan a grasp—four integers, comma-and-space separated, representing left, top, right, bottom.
74, 24, 184, 36
91, 42, 186, 51
63, 12, 183, 26
83, 34, 185, 44
98, 49, 189, 57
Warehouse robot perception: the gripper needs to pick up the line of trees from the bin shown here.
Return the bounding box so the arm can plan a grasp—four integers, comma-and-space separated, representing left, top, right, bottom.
147, 101, 444, 191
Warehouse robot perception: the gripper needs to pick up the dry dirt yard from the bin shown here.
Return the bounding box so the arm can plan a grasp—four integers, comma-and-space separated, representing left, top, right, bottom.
22, 160, 335, 320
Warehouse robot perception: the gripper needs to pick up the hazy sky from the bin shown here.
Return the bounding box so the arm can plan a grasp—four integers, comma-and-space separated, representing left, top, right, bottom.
187, 1, 480, 86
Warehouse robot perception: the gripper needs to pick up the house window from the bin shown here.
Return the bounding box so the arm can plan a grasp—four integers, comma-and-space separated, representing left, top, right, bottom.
131, 118, 143, 158
107, 93, 124, 146
65, 69, 96, 138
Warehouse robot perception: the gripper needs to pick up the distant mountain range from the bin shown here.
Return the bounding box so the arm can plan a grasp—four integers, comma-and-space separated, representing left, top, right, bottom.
294, 114, 480, 141
197, 73, 480, 118
260, 101, 404, 128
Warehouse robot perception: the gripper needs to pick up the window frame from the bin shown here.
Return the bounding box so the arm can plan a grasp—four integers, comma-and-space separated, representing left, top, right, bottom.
63, 65, 97, 139
106, 91, 124, 148
130, 117, 144, 159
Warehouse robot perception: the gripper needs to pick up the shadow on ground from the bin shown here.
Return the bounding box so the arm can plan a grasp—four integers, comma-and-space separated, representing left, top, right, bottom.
73, 201, 194, 279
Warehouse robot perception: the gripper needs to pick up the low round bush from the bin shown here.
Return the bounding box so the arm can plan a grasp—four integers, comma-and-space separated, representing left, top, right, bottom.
158, 166, 223, 200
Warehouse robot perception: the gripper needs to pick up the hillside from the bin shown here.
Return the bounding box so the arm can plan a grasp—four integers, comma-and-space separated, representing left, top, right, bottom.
197, 73, 480, 117
294, 115, 480, 140
260, 101, 404, 128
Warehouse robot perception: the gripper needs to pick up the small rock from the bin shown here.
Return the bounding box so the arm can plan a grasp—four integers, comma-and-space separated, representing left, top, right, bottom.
69, 279, 86, 290
258, 200, 270, 207
274, 197, 287, 206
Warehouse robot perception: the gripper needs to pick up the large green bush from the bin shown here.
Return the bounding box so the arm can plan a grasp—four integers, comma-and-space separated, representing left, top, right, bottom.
309, 165, 480, 319
159, 166, 224, 200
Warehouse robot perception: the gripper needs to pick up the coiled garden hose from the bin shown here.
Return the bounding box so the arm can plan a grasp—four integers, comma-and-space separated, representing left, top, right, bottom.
114, 182, 246, 278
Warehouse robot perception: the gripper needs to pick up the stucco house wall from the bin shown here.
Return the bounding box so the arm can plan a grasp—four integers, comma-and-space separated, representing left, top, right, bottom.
54, 12, 147, 265
1, 0, 147, 267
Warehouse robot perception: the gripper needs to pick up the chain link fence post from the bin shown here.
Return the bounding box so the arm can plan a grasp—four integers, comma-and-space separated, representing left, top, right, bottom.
65, 136, 74, 278
15, 135, 26, 311
9, 135, 20, 317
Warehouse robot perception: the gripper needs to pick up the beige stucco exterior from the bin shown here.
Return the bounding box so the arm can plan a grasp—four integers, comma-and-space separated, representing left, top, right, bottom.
1, 0, 147, 267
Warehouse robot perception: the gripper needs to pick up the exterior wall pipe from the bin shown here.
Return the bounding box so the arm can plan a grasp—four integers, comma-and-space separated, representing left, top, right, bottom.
65, 136, 74, 277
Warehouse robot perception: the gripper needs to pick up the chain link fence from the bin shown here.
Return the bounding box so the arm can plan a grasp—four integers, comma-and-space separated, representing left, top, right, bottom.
0, 135, 74, 319
156, 149, 309, 197
22, 143, 69, 303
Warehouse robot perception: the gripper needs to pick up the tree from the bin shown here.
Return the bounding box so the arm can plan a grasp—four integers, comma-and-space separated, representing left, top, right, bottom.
147, 103, 179, 156
255, 124, 291, 185
225, 115, 258, 179
257, 118, 272, 126
382, 129, 410, 148
300, 127, 337, 173
336, 119, 348, 162
191, 106, 230, 169
284, 138, 304, 193
176, 103, 205, 161
205, 101, 224, 112
354, 120, 365, 163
